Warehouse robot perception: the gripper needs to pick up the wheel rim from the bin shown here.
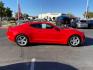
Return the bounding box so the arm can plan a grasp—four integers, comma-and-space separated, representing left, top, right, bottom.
17, 36, 27, 46
70, 36, 80, 46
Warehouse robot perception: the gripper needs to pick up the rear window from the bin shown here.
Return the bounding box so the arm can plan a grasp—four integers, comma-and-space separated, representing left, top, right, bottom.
80, 20, 87, 23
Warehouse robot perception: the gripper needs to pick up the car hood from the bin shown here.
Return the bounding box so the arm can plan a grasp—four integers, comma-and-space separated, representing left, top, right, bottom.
61, 27, 83, 34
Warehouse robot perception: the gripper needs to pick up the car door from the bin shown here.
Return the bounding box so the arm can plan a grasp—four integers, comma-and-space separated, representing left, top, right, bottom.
29, 23, 62, 43
40, 23, 59, 43
29, 23, 44, 42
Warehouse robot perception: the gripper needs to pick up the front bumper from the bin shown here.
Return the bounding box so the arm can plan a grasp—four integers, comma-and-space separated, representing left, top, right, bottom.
6, 31, 15, 42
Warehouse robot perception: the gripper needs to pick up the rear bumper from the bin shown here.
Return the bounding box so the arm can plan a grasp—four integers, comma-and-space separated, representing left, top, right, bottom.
77, 24, 88, 28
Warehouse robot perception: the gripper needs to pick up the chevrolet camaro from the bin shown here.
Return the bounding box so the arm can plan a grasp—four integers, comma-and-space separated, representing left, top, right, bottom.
6, 21, 85, 47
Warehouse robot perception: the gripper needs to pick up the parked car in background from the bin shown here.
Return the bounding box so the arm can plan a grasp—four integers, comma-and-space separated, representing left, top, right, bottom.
16, 20, 29, 25
70, 19, 78, 28
88, 20, 93, 28
71, 19, 88, 28
76, 20, 88, 28
55, 16, 71, 27
7, 21, 85, 47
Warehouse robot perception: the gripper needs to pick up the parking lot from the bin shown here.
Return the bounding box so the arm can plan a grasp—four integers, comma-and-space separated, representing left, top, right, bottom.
0, 28, 93, 70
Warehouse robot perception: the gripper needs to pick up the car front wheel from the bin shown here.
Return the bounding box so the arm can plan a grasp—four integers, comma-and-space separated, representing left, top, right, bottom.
68, 35, 81, 47
16, 35, 28, 47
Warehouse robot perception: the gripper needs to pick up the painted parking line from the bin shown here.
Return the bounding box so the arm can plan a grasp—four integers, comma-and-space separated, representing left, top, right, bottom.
30, 58, 36, 70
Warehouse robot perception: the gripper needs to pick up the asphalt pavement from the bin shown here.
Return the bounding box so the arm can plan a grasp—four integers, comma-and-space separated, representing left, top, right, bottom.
0, 28, 93, 70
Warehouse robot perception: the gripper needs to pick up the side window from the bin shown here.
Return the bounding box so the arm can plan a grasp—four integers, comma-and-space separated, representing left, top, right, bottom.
80, 20, 86, 23
31, 23, 53, 29
42, 24, 53, 29
31, 24, 42, 28
46, 24, 53, 29
42, 24, 46, 29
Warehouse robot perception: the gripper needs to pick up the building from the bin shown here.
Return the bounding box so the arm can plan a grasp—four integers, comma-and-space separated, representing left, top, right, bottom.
28, 16, 38, 20
38, 13, 61, 21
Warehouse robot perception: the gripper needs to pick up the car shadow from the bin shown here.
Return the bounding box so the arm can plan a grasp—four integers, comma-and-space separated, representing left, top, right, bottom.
0, 62, 78, 70
84, 37, 93, 46
27, 43, 67, 47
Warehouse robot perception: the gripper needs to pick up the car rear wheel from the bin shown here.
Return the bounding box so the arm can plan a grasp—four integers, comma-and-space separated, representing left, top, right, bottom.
68, 35, 81, 47
16, 35, 28, 47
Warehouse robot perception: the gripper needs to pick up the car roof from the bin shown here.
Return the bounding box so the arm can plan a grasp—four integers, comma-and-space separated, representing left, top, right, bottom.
20, 21, 54, 27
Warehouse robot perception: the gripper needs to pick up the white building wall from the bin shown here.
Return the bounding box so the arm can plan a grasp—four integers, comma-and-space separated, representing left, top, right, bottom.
38, 13, 61, 20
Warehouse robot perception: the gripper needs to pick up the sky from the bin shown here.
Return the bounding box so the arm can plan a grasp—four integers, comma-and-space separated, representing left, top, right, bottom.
1, 0, 93, 17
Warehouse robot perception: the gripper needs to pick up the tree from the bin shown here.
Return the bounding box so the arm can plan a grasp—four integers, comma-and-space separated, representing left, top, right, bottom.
15, 13, 29, 20
0, 1, 4, 21
23, 13, 29, 19
0, 1, 12, 21
66, 13, 75, 18
5, 7, 12, 18
83, 12, 93, 18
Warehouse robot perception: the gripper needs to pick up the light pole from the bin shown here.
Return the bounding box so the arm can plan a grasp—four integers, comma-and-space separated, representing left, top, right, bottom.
86, 0, 89, 19
41, 6, 43, 19
17, 0, 21, 25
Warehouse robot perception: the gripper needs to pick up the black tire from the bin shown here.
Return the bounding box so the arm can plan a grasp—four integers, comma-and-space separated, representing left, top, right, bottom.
15, 34, 28, 47
68, 35, 81, 47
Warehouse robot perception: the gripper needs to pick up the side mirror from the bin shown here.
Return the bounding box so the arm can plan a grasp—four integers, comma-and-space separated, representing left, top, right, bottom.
55, 27, 60, 31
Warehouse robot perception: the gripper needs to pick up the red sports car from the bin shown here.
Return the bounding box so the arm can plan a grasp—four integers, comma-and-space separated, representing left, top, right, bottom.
6, 21, 85, 47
